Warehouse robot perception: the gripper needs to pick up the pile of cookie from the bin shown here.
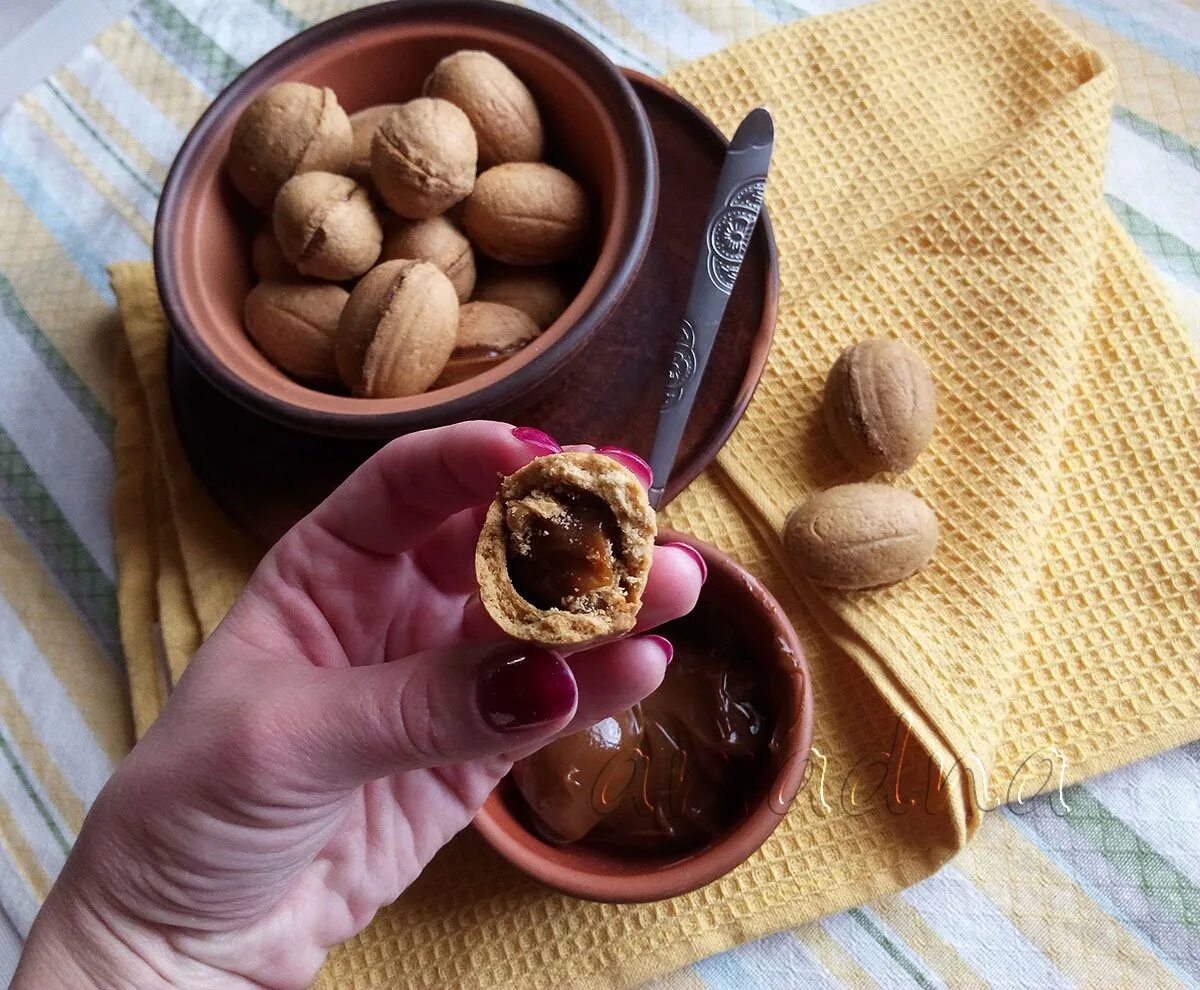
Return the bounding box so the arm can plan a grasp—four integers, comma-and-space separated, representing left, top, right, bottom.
227, 50, 591, 397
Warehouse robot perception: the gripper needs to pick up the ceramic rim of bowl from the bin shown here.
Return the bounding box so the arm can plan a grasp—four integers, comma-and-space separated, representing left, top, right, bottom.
472, 530, 816, 903
155, 0, 659, 437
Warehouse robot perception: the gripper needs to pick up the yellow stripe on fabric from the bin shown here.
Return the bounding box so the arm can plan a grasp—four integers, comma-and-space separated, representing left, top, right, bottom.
635, 968, 709, 990
17, 97, 153, 245
564, 0, 677, 71
1047, 1, 1200, 144
0, 804, 51, 902
675, 0, 775, 43
54, 69, 169, 189
113, 336, 169, 737
0, 683, 87, 835
956, 816, 1189, 989
795, 923, 882, 988
869, 897, 988, 990
91, 20, 210, 134
151, 452, 202, 685
0, 515, 130, 763
110, 264, 260, 644
0, 180, 114, 412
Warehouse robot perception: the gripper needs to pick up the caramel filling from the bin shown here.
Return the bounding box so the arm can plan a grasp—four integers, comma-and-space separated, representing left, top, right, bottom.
504, 489, 625, 612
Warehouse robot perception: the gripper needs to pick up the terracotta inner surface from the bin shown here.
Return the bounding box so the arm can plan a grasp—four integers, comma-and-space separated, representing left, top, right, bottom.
170, 15, 630, 415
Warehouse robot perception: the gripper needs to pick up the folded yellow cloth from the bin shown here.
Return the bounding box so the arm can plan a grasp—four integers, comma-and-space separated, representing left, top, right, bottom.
110, 0, 1200, 986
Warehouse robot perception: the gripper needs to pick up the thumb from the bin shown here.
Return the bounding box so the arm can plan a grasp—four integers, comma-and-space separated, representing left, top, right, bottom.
297, 645, 578, 786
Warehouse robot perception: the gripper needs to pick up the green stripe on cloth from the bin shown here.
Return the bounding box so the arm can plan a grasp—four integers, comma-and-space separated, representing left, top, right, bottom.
0, 128, 117, 300
1107, 195, 1200, 288
1113, 105, 1200, 174
132, 0, 245, 94
252, 0, 308, 33
1068, 787, 1200, 935
0, 729, 71, 855
44, 80, 161, 199
0, 0, 1195, 985
0, 425, 119, 664
848, 908, 938, 990
1004, 794, 1200, 983
0, 275, 113, 443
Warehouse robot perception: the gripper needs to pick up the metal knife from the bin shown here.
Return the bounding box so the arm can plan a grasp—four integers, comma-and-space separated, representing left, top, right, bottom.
646, 106, 774, 508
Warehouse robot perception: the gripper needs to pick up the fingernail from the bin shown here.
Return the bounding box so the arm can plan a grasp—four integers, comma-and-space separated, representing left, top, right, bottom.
643, 634, 674, 665
662, 541, 708, 584
512, 426, 562, 456
597, 446, 653, 488
478, 649, 577, 732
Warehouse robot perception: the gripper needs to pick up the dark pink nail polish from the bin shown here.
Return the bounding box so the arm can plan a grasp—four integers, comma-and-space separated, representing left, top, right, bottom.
479, 649, 576, 732
662, 541, 708, 584
512, 426, 562, 456
597, 446, 653, 487
643, 634, 674, 665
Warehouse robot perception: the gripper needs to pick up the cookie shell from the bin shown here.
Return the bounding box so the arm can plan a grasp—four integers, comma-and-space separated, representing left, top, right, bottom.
475, 451, 656, 646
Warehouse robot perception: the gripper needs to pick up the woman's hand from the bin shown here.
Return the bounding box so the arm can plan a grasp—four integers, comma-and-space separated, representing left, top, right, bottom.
14, 422, 704, 989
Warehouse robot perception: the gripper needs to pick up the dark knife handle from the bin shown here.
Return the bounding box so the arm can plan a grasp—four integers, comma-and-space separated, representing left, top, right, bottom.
647, 108, 773, 507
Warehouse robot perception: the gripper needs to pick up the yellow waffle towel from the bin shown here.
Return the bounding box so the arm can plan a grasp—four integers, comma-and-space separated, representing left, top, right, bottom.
110, 0, 1200, 986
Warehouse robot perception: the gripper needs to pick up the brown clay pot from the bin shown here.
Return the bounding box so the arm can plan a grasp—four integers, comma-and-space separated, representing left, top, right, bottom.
166, 72, 778, 546
155, 0, 658, 438
473, 529, 815, 902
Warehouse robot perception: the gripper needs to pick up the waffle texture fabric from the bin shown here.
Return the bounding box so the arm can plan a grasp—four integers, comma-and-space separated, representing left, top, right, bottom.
107, 0, 1200, 986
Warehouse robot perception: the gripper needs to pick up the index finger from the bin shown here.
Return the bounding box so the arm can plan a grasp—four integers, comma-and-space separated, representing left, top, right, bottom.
304, 421, 557, 557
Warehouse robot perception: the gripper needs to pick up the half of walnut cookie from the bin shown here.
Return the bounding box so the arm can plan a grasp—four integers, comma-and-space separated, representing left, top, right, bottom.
475, 451, 657, 647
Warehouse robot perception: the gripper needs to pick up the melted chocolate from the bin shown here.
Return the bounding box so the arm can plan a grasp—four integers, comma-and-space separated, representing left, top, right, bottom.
505, 490, 622, 610
509, 708, 643, 843
512, 606, 773, 851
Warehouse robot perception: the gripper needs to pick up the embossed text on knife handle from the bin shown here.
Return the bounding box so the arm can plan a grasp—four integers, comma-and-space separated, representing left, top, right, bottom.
662, 319, 698, 410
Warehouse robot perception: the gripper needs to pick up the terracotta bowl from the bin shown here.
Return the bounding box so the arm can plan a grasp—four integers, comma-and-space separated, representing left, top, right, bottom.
155, 0, 657, 439
473, 530, 815, 902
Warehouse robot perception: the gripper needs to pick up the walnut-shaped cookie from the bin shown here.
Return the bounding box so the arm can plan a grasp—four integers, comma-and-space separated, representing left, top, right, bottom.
475, 452, 656, 646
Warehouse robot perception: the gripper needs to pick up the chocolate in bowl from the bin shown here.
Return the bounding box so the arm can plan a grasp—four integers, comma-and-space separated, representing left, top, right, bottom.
472, 530, 814, 903
512, 604, 776, 852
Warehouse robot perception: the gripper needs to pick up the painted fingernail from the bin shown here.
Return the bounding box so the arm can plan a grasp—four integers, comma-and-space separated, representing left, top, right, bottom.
478, 649, 577, 732
643, 634, 674, 665
662, 541, 708, 584
597, 447, 653, 488
512, 426, 562, 456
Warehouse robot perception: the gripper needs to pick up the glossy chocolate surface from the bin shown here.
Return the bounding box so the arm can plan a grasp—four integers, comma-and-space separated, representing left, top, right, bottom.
509, 708, 642, 843
513, 604, 774, 851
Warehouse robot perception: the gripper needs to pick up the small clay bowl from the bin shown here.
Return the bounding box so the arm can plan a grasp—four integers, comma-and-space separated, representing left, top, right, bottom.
155, 0, 657, 439
473, 530, 814, 902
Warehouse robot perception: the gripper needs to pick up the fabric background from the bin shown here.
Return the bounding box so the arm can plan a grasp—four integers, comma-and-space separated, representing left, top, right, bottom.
0, 0, 1199, 987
